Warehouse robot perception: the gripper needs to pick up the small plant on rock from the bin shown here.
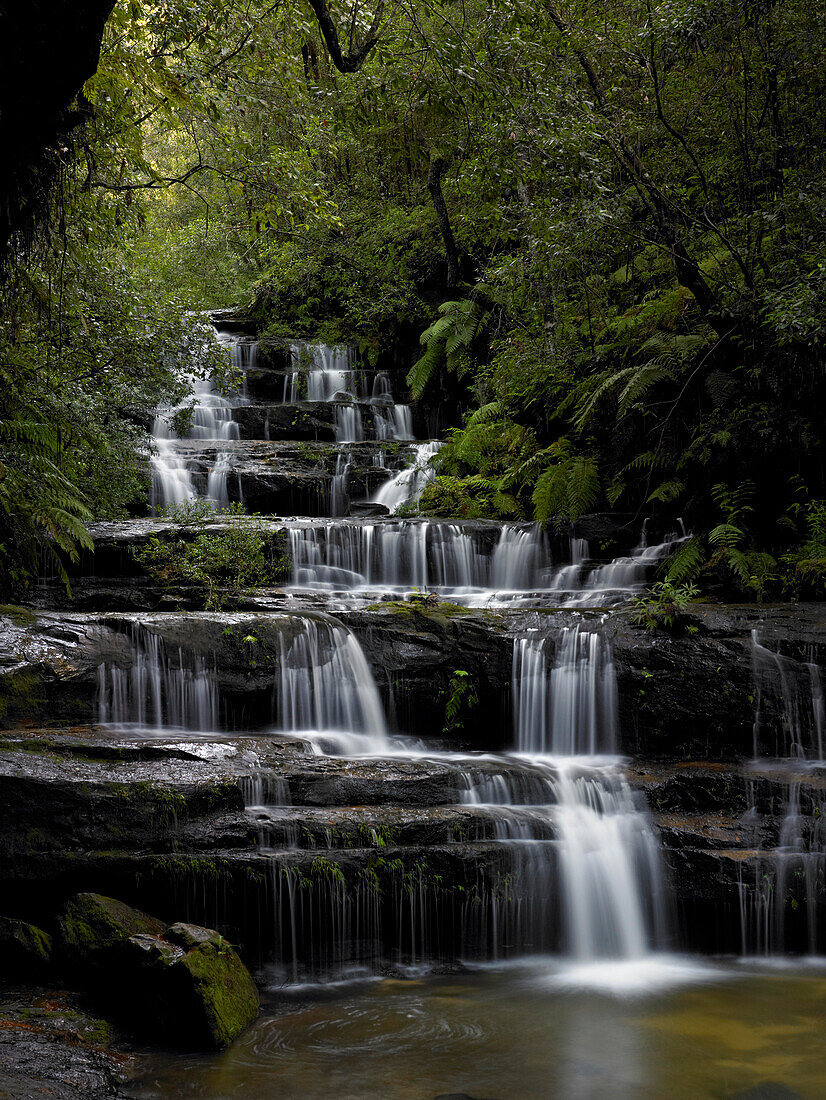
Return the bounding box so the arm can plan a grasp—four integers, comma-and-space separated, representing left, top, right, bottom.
631, 580, 700, 634
441, 669, 479, 736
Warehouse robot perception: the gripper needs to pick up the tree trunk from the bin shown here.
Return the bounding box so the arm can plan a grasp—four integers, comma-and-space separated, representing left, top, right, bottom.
427, 157, 460, 289
306, 0, 383, 74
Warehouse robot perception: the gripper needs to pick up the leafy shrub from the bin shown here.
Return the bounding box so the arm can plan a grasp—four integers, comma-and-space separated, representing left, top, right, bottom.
132, 507, 290, 609
631, 581, 701, 633
781, 500, 826, 596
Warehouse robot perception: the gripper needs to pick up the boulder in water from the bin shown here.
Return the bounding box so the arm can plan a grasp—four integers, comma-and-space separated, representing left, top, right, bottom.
58, 895, 258, 1049
0, 916, 53, 977
120, 922, 259, 1049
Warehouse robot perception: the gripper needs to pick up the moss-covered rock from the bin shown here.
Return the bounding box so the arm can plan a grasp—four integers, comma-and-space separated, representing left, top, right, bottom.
119, 922, 259, 1049
0, 915, 53, 977
58, 892, 164, 963
168, 926, 259, 1049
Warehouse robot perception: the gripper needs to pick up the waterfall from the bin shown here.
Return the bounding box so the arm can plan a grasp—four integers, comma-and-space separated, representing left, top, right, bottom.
459, 625, 668, 967
275, 617, 389, 755
490, 524, 552, 593
286, 343, 357, 402
334, 404, 363, 443
374, 403, 414, 441
373, 441, 442, 513
96, 626, 218, 731
740, 633, 826, 954
512, 628, 618, 755
330, 451, 352, 516
286, 520, 550, 595
282, 343, 416, 443
150, 322, 249, 514
752, 630, 825, 760
554, 527, 691, 605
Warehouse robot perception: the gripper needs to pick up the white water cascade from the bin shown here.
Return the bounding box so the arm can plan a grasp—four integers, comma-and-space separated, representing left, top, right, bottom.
284, 344, 357, 402
740, 633, 826, 955
96, 627, 219, 731
274, 617, 389, 755
283, 343, 414, 443
150, 323, 250, 514
372, 441, 443, 514
459, 625, 668, 970
282, 517, 690, 607
512, 628, 618, 755
286, 520, 549, 598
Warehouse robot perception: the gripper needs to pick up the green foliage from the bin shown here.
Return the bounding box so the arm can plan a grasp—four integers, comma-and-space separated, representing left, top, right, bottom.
132, 509, 290, 609
631, 582, 701, 634
531, 441, 600, 527
408, 295, 491, 400
4, 0, 826, 604
781, 501, 826, 597
441, 670, 479, 736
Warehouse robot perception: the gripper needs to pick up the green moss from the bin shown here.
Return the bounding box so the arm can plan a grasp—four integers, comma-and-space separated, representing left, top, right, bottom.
59, 893, 164, 960
178, 938, 259, 1049
0, 604, 38, 624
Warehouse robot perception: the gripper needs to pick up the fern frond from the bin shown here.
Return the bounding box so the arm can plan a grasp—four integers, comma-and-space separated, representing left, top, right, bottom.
666, 537, 704, 584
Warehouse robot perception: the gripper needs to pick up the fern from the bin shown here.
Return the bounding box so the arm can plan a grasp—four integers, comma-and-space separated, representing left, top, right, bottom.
708, 522, 745, 549
532, 440, 600, 526
666, 537, 705, 584
407, 293, 491, 399
647, 480, 685, 504
617, 359, 673, 418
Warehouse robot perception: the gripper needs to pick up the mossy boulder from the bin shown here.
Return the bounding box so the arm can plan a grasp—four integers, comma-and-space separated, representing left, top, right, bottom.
120, 922, 259, 1049
0, 915, 53, 977
58, 892, 164, 964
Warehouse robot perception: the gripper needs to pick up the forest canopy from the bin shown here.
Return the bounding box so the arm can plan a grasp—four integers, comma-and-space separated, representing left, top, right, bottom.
2, 0, 825, 598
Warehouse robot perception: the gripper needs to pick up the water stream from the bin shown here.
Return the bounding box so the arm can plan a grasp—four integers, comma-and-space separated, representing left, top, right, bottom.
739, 632, 826, 955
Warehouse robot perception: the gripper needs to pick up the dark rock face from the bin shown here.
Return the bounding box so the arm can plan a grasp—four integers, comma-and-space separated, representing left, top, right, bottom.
0, 0, 116, 258
3, 603, 826, 759
0, 985, 132, 1100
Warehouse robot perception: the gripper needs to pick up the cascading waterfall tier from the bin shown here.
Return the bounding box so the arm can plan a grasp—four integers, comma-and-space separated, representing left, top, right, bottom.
96, 624, 219, 731
150, 321, 251, 514
740, 632, 826, 955
372, 441, 443, 514
504, 625, 666, 962
512, 627, 618, 755
460, 757, 666, 961
240, 625, 668, 979
287, 520, 550, 598
95, 614, 386, 751
284, 518, 689, 606
273, 615, 389, 755
283, 343, 414, 444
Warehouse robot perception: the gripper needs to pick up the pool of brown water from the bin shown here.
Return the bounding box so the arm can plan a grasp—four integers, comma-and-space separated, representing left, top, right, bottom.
125, 959, 826, 1099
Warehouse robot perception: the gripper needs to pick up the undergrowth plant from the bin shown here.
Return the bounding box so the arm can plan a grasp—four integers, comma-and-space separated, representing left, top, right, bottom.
132, 504, 290, 608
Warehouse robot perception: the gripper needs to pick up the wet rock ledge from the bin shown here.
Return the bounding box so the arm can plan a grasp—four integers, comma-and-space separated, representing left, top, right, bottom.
3, 602, 826, 759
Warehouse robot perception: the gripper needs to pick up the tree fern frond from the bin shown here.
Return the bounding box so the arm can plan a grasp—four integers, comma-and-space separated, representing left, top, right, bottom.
666, 537, 704, 584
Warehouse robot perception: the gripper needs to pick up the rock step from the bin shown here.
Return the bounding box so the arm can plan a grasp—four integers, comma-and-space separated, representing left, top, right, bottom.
231, 404, 421, 441
246, 804, 556, 849
146, 439, 418, 516
7, 605, 826, 759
